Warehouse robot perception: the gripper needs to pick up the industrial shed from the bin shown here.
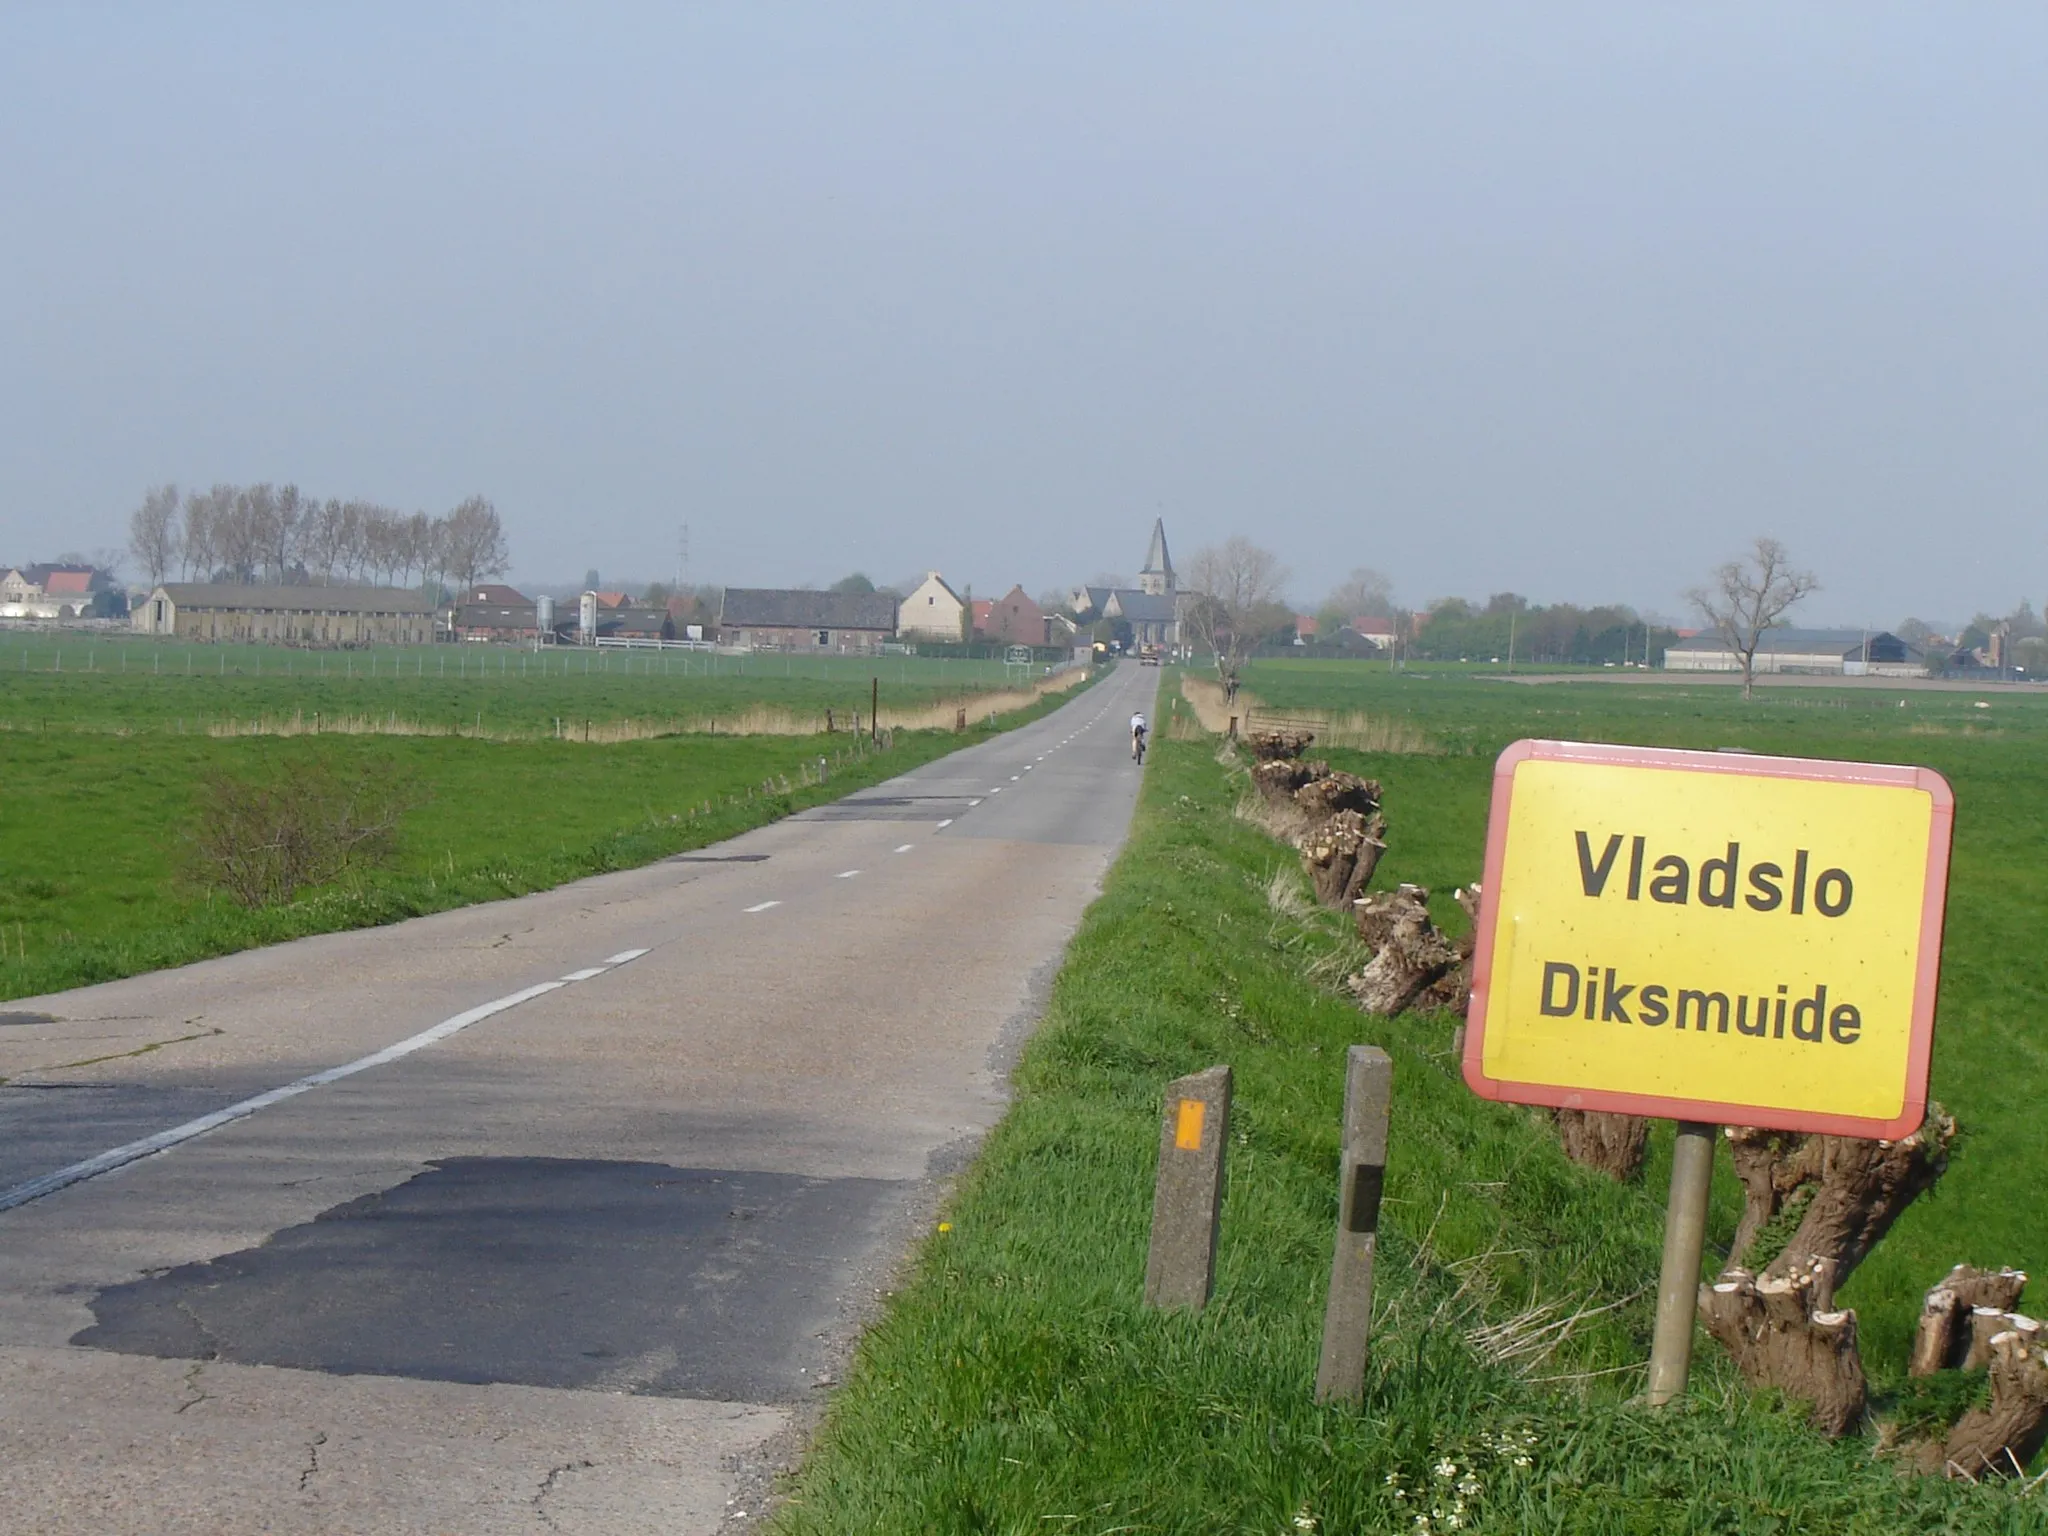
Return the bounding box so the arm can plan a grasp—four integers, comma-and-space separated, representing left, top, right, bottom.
1664, 628, 1927, 678
133, 584, 435, 645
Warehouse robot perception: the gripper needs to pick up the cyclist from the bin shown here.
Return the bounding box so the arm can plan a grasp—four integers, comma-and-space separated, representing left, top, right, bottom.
1130, 710, 1148, 763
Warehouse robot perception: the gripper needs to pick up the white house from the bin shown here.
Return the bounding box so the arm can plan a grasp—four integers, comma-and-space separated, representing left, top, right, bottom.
898, 571, 967, 642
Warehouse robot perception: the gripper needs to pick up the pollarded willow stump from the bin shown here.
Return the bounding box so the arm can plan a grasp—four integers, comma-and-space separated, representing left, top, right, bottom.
1910, 1265, 2031, 1376
1906, 1327, 2048, 1478
1699, 1265, 1867, 1437
1348, 885, 1459, 1016
1243, 729, 1315, 762
1726, 1111, 1956, 1288
1299, 809, 1388, 910
1251, 758, 1318, 807
1416, 884, 1482, 1015
1552, 1110, 1651, 1182
1294, 770, 1381, 823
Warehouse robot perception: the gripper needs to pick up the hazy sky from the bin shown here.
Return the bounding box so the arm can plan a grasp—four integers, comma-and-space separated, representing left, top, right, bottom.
3, 4, 2042, 623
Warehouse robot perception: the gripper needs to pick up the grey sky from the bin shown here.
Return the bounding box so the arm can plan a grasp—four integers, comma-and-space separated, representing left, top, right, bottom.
3, 4, 2041, 624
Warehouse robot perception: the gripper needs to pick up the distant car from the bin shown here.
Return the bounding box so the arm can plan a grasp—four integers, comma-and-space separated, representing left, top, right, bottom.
1139, 646, 1162, 667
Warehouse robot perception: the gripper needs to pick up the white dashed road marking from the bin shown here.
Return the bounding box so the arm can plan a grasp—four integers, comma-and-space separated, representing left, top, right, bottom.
837, 870, 861, 879
894, 844, 914, 854
744, 900, 781, 913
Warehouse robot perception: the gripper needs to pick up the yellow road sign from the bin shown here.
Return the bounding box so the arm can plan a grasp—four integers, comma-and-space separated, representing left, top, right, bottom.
1462, 740, 1952, 1138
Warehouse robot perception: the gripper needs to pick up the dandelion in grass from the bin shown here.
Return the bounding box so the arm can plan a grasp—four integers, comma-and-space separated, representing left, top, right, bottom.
937, 1222, 952, 1232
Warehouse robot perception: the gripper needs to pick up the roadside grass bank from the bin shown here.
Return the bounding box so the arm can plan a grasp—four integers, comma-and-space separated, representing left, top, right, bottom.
775, 721, 2033, 1532
0, 677, 1092, 1005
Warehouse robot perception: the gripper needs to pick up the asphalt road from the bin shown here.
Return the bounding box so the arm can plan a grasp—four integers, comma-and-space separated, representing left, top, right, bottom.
0, 661, 1156, 1535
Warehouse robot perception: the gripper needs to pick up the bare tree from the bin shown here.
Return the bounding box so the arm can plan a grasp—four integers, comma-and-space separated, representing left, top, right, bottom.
1688, 536, 1820, 699
1323, 566, 1395, 620
1184, 536, 1292, 699
181, 487, 223, 579
128, 484, 182, 588
441, 495, 509, 593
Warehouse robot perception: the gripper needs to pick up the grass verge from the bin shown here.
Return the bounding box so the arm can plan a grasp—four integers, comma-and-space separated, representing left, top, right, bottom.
774, 723, 2036, 1533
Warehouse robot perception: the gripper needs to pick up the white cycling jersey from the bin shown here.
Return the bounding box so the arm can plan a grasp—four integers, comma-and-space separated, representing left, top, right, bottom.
1130, 713, 1147, 734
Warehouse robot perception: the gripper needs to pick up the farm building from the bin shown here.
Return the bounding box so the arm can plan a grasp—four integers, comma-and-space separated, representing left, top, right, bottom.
1664, 628, 1928, 678
898, 572, 967, 641
452, 584, 540, 642
979, 585, 1045, 647
2, 563, 116, 620
718, 588, 897, 653
132, 584, 435, 645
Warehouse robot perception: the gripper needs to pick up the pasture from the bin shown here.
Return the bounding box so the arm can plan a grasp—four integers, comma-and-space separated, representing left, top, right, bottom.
0, 631, 1055, 737
0, 633, 1091, 1004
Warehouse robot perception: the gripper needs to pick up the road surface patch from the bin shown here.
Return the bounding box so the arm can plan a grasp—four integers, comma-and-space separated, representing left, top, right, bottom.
71, 1157, 905, 1403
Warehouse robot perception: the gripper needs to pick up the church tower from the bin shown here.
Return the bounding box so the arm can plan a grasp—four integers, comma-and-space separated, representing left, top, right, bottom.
1138, 518, 1175, 597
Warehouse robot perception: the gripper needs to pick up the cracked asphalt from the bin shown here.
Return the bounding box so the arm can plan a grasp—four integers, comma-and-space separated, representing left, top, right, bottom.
0, 663, 1152, 1534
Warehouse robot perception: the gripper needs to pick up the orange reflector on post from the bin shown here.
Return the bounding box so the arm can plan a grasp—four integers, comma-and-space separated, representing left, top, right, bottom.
1174, 1099, 1206, 1150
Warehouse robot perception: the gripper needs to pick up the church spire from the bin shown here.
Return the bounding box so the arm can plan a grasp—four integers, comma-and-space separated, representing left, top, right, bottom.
1138, 517, 1174, 596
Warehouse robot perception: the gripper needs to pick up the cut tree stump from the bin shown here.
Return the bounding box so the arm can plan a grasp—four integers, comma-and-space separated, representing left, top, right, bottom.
1906, 1326, 2048, 1478
1725, 1111, 1956, 1287
1552, 1110, 1651, 1182
1300, 809, 1388, 909
1698, 1265, 1866, 1437
1294, 770, 1381, 823
1348, 885, 1458, 1015
1243, 729, 1315, 762
1415, 884, 1482, 1015
1251, 758, 1318, 806
1910, 1265, 2031, 1377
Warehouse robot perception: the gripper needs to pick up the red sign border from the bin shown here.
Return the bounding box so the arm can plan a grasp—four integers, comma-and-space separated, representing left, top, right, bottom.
1461, 739, 1954, 1139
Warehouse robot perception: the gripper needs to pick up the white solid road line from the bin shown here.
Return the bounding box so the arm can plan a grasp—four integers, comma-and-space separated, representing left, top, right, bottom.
744, 900, 781, 913
0, 978, 573, 1214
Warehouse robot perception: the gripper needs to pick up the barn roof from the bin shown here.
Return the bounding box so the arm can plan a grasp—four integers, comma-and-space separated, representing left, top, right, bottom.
155, 583, 433, 614
719, 588, 898, 630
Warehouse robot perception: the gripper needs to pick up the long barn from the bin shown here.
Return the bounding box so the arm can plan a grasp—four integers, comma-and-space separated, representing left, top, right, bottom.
133, 584, 435, 645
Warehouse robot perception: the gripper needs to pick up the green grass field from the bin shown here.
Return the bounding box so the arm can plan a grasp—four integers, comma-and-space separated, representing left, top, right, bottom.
0, 631, 1048, 736
775, 665, 2047, 1533
0, 643, 1093, 1004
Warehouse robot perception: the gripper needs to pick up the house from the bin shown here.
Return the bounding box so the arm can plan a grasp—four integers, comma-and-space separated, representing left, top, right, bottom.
132, 584, 435, 645
1068, 519, 1187, 650
1043, 612, 1078, 647
1294, 615, 1319, 644
1, 563, 115, 620
980, 586, 1045, 648
969, 598, 994, 635
1663, 629, 1927, 679
1347, 616, 1398, 651
718, 588, 898, 653
898, 572, 968, 641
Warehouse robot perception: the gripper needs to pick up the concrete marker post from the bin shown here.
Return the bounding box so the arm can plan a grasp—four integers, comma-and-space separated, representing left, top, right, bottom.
1646, 1119, 1718, 1406
1143, 1065, 1232, 1310
1316, 1045, 1392, 1404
